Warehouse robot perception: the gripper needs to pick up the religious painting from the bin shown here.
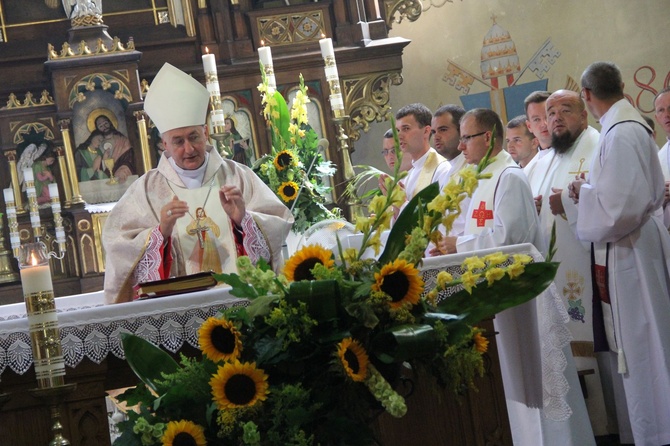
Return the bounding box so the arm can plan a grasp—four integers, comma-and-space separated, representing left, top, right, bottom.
13, 123, 59, 209
71, 89, 139, 204
214, 98, 258, 168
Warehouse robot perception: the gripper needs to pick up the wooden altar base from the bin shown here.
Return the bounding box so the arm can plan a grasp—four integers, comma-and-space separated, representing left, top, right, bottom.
371, 318, 512, 446
0, 323, 511, 446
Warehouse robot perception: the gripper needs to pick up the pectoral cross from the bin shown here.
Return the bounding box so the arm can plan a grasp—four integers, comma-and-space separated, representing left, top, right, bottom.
188, 219, 209, 248
568, 158, 588, 177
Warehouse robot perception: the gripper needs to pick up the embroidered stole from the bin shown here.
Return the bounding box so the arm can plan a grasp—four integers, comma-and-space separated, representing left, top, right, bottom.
464, 154, 517, 235
411, 150, 445, 199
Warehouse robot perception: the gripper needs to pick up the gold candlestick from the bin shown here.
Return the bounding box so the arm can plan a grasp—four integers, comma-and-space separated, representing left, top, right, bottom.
5, 150, 26, 213
55, 147, 73, 208
135, 111, 153, 172
0, 212, 19, 283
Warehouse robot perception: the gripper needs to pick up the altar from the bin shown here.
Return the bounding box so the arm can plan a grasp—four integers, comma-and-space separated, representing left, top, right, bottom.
0, 247, 522, 446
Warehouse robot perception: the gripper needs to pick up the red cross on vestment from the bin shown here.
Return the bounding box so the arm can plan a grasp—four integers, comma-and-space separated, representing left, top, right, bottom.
472, 201, 493, 227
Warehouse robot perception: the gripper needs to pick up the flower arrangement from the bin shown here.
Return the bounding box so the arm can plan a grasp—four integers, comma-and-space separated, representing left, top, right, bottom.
114, 129, 558, 446
253, 70, 340, 233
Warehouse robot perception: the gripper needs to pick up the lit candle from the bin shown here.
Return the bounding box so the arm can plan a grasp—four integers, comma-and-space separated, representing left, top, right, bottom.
3, 188, 14, 204
258, 44, 273, 67
319, 36, 345, 115
21, 254, 54, 295
19, 242, 65, 388
23, 168, 34, 182
202, 48, 217, 74
258, 42, 277, 91
202, 48, 221, 96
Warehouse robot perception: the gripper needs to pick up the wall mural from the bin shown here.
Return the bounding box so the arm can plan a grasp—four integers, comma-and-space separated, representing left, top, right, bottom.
440, 17, 670, 122
442, 17, 560, 123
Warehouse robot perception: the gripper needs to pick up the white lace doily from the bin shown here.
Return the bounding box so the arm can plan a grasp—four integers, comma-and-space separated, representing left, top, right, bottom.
420, 243, 572, 422
0, 286, 247, 377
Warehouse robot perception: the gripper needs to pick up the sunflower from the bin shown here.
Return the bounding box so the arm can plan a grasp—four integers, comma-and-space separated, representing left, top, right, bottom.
273, 150, 295, 171
198, 318, 242, 363
372, 259, 424, 309
210, 360, 269, 410
472, 331, 489, 353
278, 181, 299, 202
162, 420, 207, 446
337, 337, 369, 382
283, 244, 334, 281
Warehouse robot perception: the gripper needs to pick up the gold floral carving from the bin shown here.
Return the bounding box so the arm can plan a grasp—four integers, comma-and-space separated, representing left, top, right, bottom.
77, 220, 91, 232
383, 0, 423, 27
257, 10, 325, 46
67, 73, 134, 108
341, 71, 403, 142
4, 91, 54, 109
47, 37, 135, 60
11, 122, 56, 145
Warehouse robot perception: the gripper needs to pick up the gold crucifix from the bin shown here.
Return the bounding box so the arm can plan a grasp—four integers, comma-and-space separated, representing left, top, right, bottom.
568, 158, 589, 177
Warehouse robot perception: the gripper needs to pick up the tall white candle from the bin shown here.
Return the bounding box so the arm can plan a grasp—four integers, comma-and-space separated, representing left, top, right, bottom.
202, 49, 221, 96
3, 188, 14, 203
23, 168, 34, 182
202, 52, 217, 74
258, 45, 273, 67
20, 243, 65, 388
21, 263, 54, 295
258, 44, 277, 91
319, 37, 335, 58
48, 183, 59, 200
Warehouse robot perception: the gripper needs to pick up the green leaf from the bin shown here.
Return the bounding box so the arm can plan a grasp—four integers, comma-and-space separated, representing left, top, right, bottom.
245, 294, 281, 319
214, 272, 260, 298
273, 90, 291, 148
436, 262, 559, 325
121, 333, 180, 394
378, 182, 439, 265
371, 324, 437, 363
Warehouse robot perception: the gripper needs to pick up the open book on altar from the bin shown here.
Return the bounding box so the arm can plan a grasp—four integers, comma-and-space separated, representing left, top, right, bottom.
134, 271, 219, 299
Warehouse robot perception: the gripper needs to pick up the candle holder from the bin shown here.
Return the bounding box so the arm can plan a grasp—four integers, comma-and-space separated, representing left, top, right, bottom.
332, 116, 355, 181
0, 213, 19, 283
29, 383, 77, 446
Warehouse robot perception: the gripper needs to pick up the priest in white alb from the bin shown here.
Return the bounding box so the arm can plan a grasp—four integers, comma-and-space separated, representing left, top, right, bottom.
438, 108, 595, 446
102, 63, 293, 304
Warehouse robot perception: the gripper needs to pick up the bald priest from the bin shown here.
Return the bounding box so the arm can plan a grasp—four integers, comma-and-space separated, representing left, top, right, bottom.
102, 63, 293, 304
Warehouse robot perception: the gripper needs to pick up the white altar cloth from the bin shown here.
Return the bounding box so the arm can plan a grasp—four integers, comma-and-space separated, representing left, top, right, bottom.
0, 285, 246, 377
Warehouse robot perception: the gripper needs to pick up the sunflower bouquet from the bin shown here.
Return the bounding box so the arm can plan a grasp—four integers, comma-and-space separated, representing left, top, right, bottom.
253, 70, 340, 233
114, 131, 558, 446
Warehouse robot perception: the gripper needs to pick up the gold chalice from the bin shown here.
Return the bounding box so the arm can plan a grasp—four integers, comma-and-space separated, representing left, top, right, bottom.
104, 158, 117, 184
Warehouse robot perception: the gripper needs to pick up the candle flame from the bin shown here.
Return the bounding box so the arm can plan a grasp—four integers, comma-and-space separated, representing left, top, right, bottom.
321, 33, 325, 38
205, 46, 210, 54
260, 39, 265, 47
30, 252, 38, 267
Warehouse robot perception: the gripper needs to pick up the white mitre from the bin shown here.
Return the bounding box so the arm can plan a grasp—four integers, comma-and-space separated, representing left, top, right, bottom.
144, 63, 210, 134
